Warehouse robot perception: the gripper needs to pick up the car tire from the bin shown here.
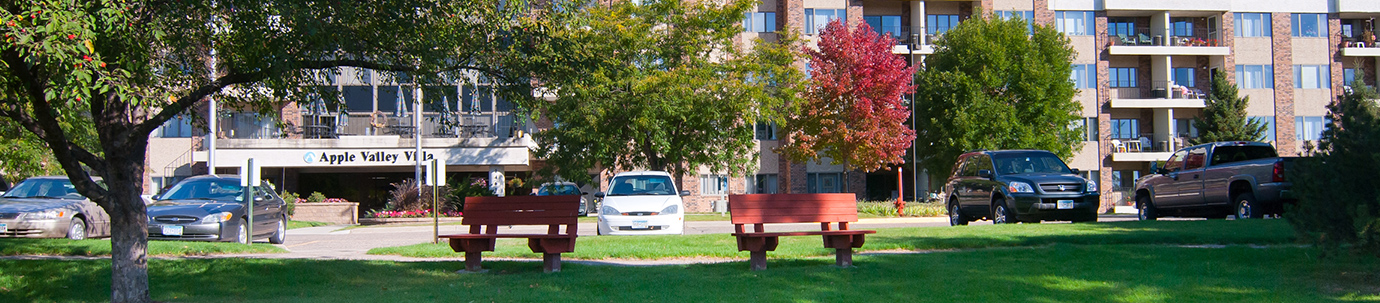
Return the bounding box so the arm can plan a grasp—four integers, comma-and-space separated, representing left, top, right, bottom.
66, 217, 87, 240
235, 220, 249, 244
1137, 195, 1158, 221
1233, 192, 1262, 220
269, 217, 287, 244
993, 202, 1015, 224
948, 201, 968, 226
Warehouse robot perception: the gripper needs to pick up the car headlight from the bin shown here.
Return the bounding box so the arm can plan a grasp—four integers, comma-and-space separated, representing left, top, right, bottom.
1007, 181, 1034, 193
601, 205, 619, 215
1085, 179, 1098, 193
21, 210, 63, 220
201, 212, 233, 224
659, 205, 679, 215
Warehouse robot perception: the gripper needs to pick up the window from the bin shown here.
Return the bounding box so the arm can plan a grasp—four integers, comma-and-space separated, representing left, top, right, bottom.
1249, 116, 1276, 142
864, 15, 902, 40
1110, 119, 1139, 139
754, 122, 777, 140
1111, 170, 1139, 190
1171, 18, 1194, 37
1055, 11, 1094, 36
927, 14, 960, 35
155, 115, 195, 138
1175, 118, 1199, 138
1069, 117, 1098, 141
700, 174, 729, 196
1234, 13, 1272, 37
1235, 65, 1274, 89
1185, 147, 1208, 170
1108, 18, 1136, 37
995, 11, 1034, 33
1292, 13, 1326, 37
1294, 64, 1330, 89
1173, 68, 1195, 87
1164, 150, 1188, 173
807, 173, 844, 194
805, 8, 846, 35
1344, 68, 1357, 86
1295, 116, 1327, 141
1070, 64, 1095, 89
342, 85, 373, 113
377, 86, 415, 115
743, 12, 777, 33
748, 174, 778, 194
1109, 67, 1138, 88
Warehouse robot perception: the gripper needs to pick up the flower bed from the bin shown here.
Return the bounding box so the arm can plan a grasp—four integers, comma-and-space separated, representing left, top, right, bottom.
367, 209, 462, 218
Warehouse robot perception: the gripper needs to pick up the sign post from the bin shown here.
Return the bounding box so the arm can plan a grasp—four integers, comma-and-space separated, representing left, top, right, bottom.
427, 159, 445, 244
240, 158, 261, 245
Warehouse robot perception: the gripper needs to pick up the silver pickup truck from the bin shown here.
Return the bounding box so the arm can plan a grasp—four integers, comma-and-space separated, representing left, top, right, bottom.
1133, 141, 1295, 220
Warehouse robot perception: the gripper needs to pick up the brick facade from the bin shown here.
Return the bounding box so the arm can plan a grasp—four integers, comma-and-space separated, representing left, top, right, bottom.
1270, 12, 1297, 155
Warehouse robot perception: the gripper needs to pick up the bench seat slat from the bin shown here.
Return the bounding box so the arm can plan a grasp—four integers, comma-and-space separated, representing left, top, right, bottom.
730, 214, 859, 225
731, 230, 876, 237
465, 195, 583, 205
440, 234, 574, 239
461, 210, 581, 219
464, 201, 582, 212
462, 217, 579, 226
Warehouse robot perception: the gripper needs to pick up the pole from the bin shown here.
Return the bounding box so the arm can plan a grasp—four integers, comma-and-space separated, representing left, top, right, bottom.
910, 36, 920, 205
896, 167, 904, 216
241, 158, 258, 245
431, 159, 439, 244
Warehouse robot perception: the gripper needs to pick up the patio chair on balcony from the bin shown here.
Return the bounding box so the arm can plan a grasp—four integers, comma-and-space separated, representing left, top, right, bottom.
1111, 139, 1127, 153
1138, 34, 1153, 46
1138, 137, 1152, 152
1116, 34, 1135, 46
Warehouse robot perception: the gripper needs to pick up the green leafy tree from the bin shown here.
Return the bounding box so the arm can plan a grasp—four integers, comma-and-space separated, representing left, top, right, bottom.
529, 0, 803, 184
1191, 69, 1266, 144
1286, 82, 1380, 256
912, 13, 1082, 177
0, 1, 561, 301
778, 20, 916, 172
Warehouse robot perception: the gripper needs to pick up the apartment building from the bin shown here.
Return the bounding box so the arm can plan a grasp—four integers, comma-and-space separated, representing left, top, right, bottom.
146, 0, 1380, 213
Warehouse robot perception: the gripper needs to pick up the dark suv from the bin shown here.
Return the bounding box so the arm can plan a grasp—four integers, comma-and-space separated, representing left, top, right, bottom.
943, 150, 1100, 225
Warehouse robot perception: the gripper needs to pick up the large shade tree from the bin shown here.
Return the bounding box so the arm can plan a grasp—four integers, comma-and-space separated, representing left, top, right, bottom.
778, 20, 916, 172
912, 13, 1082, 177
529, 0, 804, 184
0, 1, 564, 302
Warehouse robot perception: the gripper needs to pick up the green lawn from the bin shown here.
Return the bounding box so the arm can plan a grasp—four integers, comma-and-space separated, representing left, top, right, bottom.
287, 220, 331, 230
0, 238, 285, 257
3, 244, 1376, 302
369, 219, 1298, 260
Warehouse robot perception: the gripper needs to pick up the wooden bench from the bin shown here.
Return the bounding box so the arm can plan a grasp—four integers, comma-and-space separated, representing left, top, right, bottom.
439, 195, 581, 273
729, 193, 877, 270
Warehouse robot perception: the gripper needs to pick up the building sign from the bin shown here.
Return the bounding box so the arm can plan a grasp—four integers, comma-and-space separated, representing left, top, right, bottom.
208, 147, 529, 168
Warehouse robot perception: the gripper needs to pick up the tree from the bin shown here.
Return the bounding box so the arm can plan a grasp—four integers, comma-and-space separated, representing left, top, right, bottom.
1286, 82, 1380, 256
777, 20, 916, 173
912, 13, 1083, 177
1191, 69, 1266, 144
0, 1, 558, 302
528, 0, 802, 184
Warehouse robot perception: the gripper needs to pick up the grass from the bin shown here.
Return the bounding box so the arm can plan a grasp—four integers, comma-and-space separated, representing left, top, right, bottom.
4, 240, 1378, 302
857, 200, 947, 217
0, 238, 286, 257
287, 220, 331, 230
368, 219, 1298, 260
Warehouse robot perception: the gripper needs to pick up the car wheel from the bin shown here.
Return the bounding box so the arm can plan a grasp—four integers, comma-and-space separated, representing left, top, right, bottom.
1233, 192, 1262, 220
66, 217, 87, 240
235, 220, 249, 244
993, 202, 1014, 224
948, 202, 968, 226
269, 217, 287, 244
1137, 195, 1158, 221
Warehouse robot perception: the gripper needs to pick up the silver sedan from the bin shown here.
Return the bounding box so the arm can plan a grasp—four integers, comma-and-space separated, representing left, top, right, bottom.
0, 176, 110, 240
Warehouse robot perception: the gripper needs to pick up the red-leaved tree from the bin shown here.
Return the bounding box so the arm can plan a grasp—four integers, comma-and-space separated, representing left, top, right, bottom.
779, 20, 917, 174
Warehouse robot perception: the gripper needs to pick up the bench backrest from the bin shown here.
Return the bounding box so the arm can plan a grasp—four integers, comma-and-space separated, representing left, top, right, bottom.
728, 193, 858, 225
462, 195, 581, 234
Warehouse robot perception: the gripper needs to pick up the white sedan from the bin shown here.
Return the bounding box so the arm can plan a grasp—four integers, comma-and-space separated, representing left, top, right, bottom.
596, 171, 685, 235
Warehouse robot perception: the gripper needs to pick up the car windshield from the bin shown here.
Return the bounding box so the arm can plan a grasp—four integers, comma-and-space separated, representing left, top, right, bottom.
156, 179, 246, 202
538, 184, 580, 196
993, 153, 1073, 175
607, 175, 676, 196
2, 178, 81, 199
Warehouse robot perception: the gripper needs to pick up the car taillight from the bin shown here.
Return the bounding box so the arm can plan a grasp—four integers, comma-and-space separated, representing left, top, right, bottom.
1272, 161, 1285, 182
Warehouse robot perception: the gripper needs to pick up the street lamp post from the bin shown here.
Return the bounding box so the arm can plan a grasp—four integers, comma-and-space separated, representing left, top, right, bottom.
910, 33, 920, 205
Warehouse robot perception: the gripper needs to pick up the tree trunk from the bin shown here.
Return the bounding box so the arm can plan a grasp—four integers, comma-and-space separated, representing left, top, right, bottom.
105, 141, 152, 303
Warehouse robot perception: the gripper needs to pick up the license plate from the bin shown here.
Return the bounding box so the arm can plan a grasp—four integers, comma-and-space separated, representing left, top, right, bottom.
161, 225, 184, 236
1057, 200, 1075, 209
631, 220, 649, 229
0, 223, 7, 233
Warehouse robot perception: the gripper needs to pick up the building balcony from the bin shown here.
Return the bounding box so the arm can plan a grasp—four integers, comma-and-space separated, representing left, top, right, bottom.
214, 110, 534, 148
1109, 134, 1190, 162
1342, 43, 1380, 56
1110, 82, 1207, 109
881, 26, 935, 55
1108, 28, 1229, 56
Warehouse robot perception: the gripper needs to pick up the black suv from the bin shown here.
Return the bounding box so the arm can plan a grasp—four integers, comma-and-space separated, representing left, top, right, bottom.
943, 150, 1100, 225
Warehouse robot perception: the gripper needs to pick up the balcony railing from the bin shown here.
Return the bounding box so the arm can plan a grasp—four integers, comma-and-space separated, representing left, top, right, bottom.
217, 111, 532, 140
873, 26, 930, 47
1110, 133, 1194, 153
1109, 27, 1221, 47
1113, 81, 1206, 99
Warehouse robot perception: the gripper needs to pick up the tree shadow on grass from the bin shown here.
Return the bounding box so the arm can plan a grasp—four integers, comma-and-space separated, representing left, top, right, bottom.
865, 219, 1297, 252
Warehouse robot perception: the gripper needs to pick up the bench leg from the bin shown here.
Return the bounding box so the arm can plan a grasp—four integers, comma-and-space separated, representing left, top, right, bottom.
464, 251, 484, 272
835, 248, 853, 268
749, 251, 767, 271
543, 253, 562, 273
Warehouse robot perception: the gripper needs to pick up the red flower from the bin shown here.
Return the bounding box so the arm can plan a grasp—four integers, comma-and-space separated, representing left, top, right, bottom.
67, 34, 75, 39
83, 55, 91, 61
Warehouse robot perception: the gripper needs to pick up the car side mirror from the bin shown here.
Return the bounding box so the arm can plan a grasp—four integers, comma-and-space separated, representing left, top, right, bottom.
594, 192, 605, 198
1150, 162, 1159, 174
1071, 168, 1081, 175
581, 192, 589, 196
977, 170, 993, 179
679, 190, 691, 196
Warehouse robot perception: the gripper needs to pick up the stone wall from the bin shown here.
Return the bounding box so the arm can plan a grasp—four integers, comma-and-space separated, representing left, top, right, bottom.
293, 202, 359, 224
